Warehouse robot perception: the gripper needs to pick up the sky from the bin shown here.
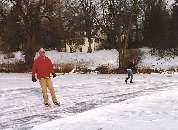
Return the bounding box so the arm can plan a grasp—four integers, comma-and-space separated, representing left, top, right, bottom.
167, 0, 174, 6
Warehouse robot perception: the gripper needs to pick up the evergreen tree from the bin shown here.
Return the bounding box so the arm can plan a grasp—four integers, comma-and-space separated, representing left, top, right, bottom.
143, 0, 170, 48
169, 0, 178, 48
4, 5, 25, 51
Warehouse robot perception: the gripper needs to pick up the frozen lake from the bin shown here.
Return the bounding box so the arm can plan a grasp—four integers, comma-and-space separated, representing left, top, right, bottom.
1, 73, 178, 130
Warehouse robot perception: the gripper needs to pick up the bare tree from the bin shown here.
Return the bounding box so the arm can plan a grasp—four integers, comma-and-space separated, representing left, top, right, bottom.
63, 0, 100, 53
79, 0, 100, 53
0, 1, 9, 49
101, 0, 140, 68
142, 0, 169, 48
1, 0, 64, 68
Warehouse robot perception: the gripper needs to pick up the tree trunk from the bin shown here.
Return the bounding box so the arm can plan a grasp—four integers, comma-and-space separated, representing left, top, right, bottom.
24, 33, 37, 70
123, 32, 129, 67
88, 37, 92, 53
119, 31, 129, 69
119, 48, 124, 68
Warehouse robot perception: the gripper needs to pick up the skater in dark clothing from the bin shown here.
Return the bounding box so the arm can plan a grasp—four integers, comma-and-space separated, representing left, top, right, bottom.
125, 60, 135, 84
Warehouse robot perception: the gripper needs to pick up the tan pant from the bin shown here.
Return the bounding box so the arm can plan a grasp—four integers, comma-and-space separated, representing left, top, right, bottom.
39, 78, 58, 104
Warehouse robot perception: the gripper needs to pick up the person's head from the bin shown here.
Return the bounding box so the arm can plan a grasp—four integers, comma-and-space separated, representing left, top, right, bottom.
39, 48, 46, 57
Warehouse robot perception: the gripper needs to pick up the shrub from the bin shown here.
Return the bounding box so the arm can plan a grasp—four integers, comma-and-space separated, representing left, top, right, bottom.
137, 68, 159, 74
4, 53, 15, 59
0, 61, 27, 72
15, 61, 29, 72
95, 65, 111, 74
54, 64, 74, 73
74, 65, 91, 74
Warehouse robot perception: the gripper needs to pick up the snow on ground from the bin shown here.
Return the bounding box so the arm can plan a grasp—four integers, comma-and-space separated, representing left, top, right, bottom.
1, 48, 178, 70
1, 48, 178, 130
36, 48, 178, 71
138, 48, 178, 70
0, 49, 119, 69
1, 73, 178, 130
44, 49, 119, 69
0, 51, 25, 64
32, 84, 178, 130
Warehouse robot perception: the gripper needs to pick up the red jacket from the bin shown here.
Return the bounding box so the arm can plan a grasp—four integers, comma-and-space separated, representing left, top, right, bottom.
32, 56, 54, 79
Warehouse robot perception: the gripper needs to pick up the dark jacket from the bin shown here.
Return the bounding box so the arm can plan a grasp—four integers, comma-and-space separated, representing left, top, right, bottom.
127, 61, 134, 69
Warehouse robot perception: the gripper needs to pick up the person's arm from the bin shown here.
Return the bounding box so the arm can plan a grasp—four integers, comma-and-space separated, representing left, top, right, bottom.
32, 60, 37, 82
32, 61, 37, 77
48, 58, 56, 78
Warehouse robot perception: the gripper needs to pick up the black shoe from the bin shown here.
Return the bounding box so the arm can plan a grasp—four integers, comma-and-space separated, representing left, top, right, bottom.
53, 102, 60, 106
130, 81, 134, 83
125, 79, 127, 84
44, 103, 50, 107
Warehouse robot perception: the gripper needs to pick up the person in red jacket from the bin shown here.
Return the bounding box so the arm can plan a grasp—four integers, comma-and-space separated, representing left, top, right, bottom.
32, 48, 60, 107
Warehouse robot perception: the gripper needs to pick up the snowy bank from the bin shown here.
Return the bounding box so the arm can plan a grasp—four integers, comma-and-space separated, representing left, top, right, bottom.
137, 48, 178, 71
40, 49, 119, 70
0, 51, 25, 64
1, 48, 178, 71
